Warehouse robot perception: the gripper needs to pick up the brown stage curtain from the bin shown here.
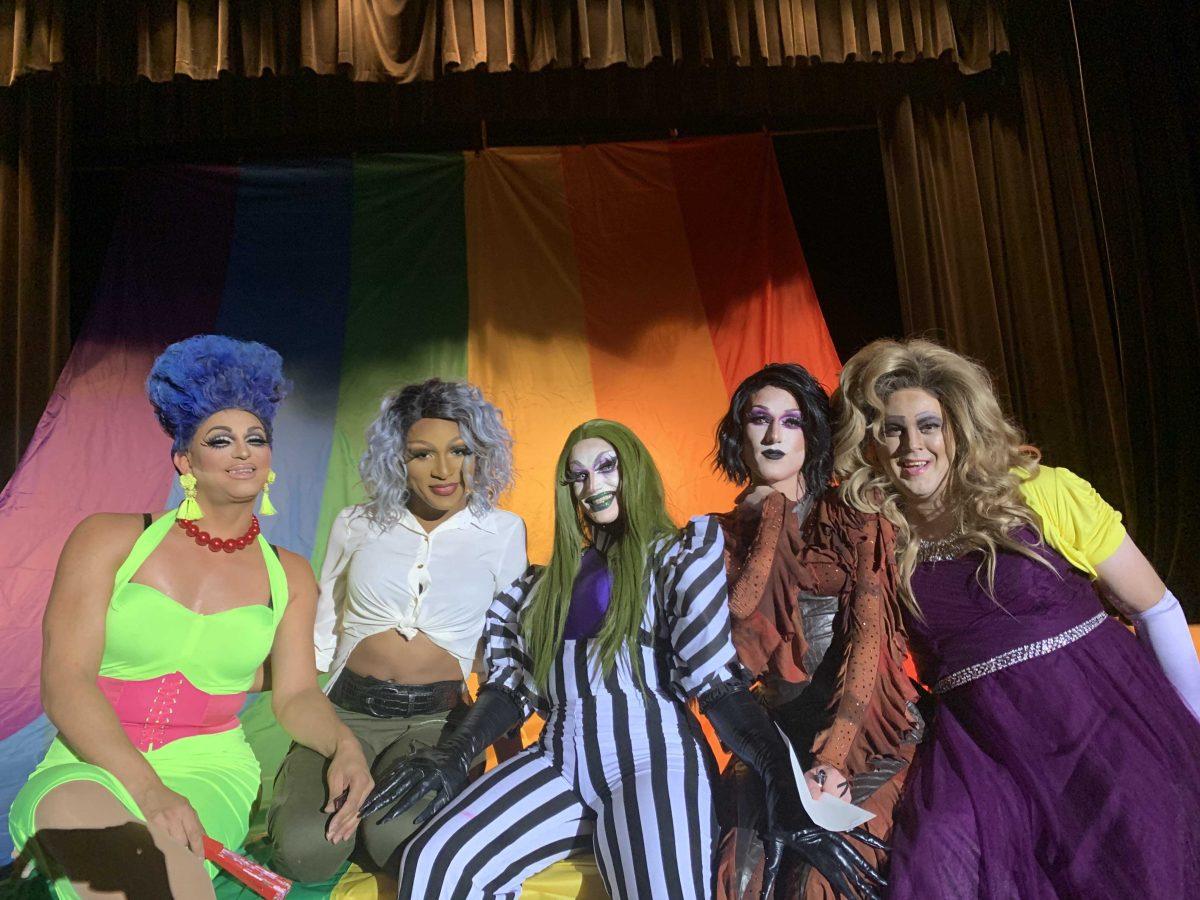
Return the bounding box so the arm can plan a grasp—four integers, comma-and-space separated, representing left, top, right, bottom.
879, 68, 1134, 524
880, 0, 1200, 607
1054, 0, 1200, 604
0, 73, 70, 486
0, 1, 64, 86
71, 0, 1003, 84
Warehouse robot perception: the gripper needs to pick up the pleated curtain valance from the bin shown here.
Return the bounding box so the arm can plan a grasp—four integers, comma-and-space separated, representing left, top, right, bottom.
3, 0, 1006, 87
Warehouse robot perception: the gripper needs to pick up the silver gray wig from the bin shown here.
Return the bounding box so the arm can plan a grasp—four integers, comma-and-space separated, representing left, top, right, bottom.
359, 378, 514, 525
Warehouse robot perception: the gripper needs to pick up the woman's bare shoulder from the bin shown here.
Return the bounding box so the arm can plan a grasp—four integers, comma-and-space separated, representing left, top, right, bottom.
66, 512, 148, 552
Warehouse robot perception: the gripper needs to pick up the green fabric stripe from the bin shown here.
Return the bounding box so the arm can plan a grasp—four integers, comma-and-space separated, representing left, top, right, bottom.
311, 154, 470, 572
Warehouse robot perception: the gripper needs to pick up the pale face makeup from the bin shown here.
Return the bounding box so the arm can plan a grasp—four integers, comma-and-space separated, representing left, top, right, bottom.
405, 417, 475, 523
742, 385, 807, 499
175, 409, 272, 504
877, 388, 954, 517
564, 437, 621, 526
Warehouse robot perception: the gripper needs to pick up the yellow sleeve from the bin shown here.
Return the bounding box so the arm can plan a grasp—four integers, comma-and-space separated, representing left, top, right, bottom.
1017, 466, 1126, 577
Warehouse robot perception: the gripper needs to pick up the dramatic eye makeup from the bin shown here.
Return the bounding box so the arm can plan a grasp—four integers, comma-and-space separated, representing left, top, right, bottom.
594, 454, 618, 473
747, 406, 803, 429
916, 414, 943, 432
202, 426, 269, 448
881, 414, 942, 439
748, 408, 772, 426
406, 441, 473, 461
561, 453, 618, 486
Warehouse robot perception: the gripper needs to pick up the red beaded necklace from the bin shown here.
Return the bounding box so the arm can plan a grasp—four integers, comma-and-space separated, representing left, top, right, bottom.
177, 516, 261, 553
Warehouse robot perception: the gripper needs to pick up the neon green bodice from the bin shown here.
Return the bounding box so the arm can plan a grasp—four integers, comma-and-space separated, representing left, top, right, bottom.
99, 513, 289, 694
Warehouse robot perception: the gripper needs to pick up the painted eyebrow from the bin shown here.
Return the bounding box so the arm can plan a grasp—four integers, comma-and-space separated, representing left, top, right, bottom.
204, 425, 233, 435
749, 406, 803, 416
568, 452, 616, 470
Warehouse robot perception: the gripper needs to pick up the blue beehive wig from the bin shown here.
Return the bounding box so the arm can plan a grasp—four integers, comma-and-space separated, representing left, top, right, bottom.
147, 335, 291, 452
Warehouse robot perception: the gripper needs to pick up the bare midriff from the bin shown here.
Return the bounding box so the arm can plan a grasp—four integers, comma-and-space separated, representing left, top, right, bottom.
346, 629, 464, 684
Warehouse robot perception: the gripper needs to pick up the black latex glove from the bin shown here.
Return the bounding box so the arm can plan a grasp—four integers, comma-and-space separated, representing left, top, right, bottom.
358, 686, 524, 827
701, 685, 888, 900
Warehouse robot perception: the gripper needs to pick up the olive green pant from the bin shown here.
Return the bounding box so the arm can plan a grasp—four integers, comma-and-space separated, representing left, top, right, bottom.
267, 703, 454, 882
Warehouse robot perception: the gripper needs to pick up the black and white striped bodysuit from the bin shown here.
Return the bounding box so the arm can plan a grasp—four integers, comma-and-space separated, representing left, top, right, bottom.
398, 515, 743, 899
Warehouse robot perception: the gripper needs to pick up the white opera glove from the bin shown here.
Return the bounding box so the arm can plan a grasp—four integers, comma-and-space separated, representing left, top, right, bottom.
1131, 588, 1200, 722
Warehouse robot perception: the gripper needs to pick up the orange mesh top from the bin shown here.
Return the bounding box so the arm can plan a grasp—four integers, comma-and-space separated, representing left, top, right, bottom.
718, 493, 918, 774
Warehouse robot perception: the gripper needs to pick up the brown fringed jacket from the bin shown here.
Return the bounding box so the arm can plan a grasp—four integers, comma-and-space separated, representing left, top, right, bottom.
717, 491, 919, 777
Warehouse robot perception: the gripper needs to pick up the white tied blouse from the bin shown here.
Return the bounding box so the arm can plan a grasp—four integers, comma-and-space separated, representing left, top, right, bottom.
313, 504, 528, 688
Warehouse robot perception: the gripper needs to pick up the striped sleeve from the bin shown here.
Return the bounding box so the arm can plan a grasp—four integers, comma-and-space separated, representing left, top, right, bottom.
663, 515, 743, 700
482, 565, 548, 718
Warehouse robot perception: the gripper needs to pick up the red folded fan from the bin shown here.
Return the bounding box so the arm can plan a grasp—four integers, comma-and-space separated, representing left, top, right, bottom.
202, 836, 292, 899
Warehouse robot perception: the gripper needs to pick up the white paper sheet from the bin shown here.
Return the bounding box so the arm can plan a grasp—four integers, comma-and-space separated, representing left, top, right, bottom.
777, 722, 875, 832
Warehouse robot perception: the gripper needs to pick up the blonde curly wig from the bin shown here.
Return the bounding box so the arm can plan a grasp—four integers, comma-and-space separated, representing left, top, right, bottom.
833, 338, 1049, 613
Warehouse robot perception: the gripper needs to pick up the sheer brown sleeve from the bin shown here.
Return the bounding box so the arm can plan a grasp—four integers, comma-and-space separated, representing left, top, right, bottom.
722, 493, 810, 682
810, 508, 917, 774
728, 491, 787, 619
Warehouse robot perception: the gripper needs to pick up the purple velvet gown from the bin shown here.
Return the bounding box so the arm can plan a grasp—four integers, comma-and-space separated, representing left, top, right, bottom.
887, 529, 1200, 899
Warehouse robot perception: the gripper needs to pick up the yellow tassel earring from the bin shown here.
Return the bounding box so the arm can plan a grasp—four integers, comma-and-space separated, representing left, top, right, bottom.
178, 473, 204, 520
259, 470, 278, 517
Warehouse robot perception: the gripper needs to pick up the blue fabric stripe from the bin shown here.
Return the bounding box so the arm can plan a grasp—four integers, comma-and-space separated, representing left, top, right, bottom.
1, 714, 58, 859
167, 162, 354, 561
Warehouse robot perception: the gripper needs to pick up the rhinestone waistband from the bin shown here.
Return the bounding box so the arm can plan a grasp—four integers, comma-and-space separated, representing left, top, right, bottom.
932, 611, 1108, 694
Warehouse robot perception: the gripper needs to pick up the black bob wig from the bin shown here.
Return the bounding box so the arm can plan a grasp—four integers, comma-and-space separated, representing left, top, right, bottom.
713, 362, 833, 499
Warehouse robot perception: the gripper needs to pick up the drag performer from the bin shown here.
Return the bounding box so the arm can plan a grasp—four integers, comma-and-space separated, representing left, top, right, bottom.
712, 364, 921, 900
835, 338, 1200, 898
269, 379, 526, 880
8, 335, 372, 899
361, 419, 884, 900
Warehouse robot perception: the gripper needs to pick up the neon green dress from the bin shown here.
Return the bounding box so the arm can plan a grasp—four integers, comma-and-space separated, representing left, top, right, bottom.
8, 512, 288, 896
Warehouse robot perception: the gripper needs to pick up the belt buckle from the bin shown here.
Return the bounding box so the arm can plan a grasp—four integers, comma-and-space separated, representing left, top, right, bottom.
363, 690, 412, 718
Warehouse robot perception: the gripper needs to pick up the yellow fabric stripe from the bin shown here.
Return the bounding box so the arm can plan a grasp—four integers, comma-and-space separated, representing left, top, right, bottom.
465, 148, 599, 565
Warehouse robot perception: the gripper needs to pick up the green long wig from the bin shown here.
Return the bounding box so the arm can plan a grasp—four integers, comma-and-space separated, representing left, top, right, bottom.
522, 419, 677, 687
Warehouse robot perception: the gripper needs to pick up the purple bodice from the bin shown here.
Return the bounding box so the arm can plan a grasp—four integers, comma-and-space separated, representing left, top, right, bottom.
905, 528, 1105, 688
563, 547, 612, 640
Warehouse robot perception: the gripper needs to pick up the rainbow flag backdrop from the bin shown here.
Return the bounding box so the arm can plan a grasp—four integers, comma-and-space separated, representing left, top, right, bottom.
0, 134, 839, 860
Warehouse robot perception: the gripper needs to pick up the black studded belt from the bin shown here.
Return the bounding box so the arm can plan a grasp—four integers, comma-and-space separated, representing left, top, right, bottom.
329, 670, 463, 719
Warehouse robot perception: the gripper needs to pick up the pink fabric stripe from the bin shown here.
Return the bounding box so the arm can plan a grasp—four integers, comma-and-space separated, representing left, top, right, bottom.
97, 673, 245, 752
0, 167, 238, 739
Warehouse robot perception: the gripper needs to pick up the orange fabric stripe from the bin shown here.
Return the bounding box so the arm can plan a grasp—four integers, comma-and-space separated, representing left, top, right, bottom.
465, 148, 599, 565
562, 141, 738, 524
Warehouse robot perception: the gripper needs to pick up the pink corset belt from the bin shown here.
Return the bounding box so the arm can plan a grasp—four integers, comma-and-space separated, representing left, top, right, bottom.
97, 672, 245, 751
